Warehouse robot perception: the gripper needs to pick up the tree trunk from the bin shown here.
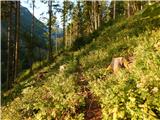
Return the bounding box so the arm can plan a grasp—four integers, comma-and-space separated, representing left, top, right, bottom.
132, 2, 137, 14
70, 25, 72, 47
55, 29, 58, 53
65, 28, 68, 48
14, 1, 20, 80
113, 0, 116, 20
141, 0, 143, 10
128, 1, 130, 17
63, 1, 66, 49
30, 0, 35, 73
38, 47, 42, 67
78, 1, 83, 37
88, 6, 93, 33
7, 2, 13, 89
97, 1, 101, 28
48, 0, 52, 62
91, 1, 95, 31
93, 1, 97, 30
11, 2, 16, 86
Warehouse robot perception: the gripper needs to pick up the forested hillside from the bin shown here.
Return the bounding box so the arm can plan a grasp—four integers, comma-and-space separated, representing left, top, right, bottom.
1, 4, 48, 85
1, 1, 160, 120
1, 3, 63, 87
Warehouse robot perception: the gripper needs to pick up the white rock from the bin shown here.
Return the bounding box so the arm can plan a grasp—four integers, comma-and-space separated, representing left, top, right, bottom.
59, 64, 66, 72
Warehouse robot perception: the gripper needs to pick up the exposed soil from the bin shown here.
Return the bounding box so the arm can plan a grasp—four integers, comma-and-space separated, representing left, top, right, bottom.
76, 63, 102, 120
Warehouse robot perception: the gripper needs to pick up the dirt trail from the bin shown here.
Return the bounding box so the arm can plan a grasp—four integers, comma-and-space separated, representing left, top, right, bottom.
76, 63, 102, 120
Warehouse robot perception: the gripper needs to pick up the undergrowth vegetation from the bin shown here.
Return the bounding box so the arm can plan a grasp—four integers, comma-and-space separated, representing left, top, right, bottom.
2, 3, 160, 120
2, 56, 85, 119
86, 30, 160, 119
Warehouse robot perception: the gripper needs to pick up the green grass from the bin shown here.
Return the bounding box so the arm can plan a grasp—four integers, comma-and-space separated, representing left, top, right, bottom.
2, 3, 160, 120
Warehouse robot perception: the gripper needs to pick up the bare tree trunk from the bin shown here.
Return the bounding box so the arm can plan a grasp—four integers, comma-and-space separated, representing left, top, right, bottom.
63, 21, 66, 48
93, 1, 97, 30
65, 28, 68, 48
132, 2, 137, 14
38, 47, 42, 67
63, 1, 66, 49
128, 1, 130, 17
70, 25, 72, 47
89, 7, 93, 33
97, 1, 101, 28
48, 0, 52, 62
10, 3, 16, 86
11, 2, 16, 86
113, 0, 116, 20
7, 2, 13, 89
78, 1, 83, 37
30, 0, 35, 73
15, 1, 20, 80
7, 10, 11, 89
55, 29, 58, 53
75, 22, 78, 39
91, 1, 95, 31
141, 0, 143, 10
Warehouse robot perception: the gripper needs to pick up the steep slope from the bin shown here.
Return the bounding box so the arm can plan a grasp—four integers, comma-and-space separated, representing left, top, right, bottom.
79, 3, 160, 119
2, 3, 160, 120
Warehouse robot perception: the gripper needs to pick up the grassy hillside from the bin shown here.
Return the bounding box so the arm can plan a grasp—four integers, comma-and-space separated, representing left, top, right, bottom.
2, 3, 160, 120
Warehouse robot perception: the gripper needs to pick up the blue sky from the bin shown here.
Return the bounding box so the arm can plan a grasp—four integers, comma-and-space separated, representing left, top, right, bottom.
21, 0, 63, 27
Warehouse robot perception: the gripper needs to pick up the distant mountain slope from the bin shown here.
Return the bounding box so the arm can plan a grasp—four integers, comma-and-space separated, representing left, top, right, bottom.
20, 6, 63, 46
20, 6, 47, 44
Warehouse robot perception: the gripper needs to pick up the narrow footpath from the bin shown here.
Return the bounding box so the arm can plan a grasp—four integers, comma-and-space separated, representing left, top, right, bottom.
76, 61, 102, 120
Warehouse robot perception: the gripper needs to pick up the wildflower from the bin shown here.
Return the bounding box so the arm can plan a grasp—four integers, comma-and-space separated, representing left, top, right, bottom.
136, 83, 143, 88
151, 87, 158, 93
